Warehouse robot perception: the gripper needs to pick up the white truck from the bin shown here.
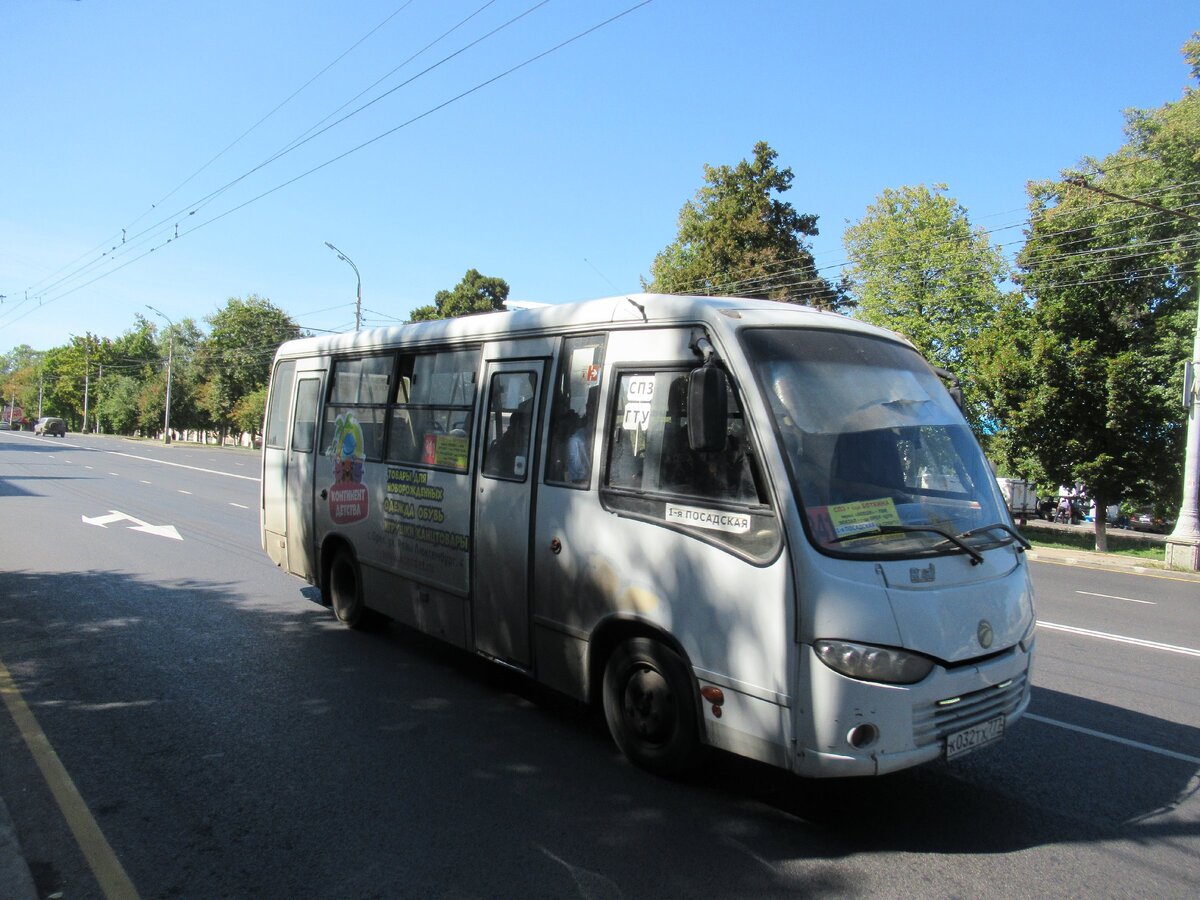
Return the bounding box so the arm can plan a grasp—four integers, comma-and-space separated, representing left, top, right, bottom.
996, 478, 1039, 523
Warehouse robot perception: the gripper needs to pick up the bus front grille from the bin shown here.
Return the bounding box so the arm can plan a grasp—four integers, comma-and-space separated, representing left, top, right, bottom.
912, 672, 1029, 748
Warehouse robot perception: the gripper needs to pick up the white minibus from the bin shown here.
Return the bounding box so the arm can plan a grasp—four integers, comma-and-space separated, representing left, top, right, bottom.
261, 294, 1035, 777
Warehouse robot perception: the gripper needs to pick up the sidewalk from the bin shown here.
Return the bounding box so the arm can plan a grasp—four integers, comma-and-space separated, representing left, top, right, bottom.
0, 795, 36, 900
1026, 543, 1200, 581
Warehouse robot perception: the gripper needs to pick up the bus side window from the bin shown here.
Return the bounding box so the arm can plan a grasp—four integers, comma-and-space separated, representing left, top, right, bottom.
386, 350, 477, 471
482, 372, 536, 481
602, 369, 776, 558
291, 379, 320, 453
265, 360, 296, 450
605, 371, 759, 504
545, 334, 606, 487
320, 354, 394, 461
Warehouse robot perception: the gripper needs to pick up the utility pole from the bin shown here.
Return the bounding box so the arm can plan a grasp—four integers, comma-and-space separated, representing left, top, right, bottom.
1067, 177, 1200, 569
324, 241, 362, 331
82, 343, 90, 434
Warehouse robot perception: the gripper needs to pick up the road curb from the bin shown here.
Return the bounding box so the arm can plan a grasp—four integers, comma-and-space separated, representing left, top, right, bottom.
0, 794, 37, 900
1026, 546, 1200, 582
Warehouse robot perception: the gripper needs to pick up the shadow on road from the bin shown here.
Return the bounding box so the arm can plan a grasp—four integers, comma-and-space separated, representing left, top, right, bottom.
1, 568, 1197, 898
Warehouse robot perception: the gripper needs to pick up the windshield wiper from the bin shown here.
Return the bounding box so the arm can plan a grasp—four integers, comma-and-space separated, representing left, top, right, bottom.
957, 522, 1032, 552
831, 524, 984, 565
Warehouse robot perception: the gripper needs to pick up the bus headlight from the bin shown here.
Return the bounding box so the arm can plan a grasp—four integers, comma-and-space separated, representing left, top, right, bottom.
814, 640, 935, 685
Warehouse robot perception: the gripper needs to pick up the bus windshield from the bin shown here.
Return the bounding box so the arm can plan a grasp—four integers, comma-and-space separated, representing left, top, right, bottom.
741, 328, 1010, 560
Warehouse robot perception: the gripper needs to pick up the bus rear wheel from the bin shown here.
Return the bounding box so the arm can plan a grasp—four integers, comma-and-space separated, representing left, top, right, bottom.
602, 637, 701, 776
328, 550, 371, 629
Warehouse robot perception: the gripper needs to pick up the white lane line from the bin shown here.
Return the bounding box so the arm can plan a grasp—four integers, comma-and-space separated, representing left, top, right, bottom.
229, 502, 249, 510
108, 472, 120, 476
102, 449, 259, 482
1075, 590, 1154, 605
1038, 621, 1200, 657
140, 480, 152, 485
178, 490, 192, 495
1025, 713, 1200, 766
17, 434, 259, 482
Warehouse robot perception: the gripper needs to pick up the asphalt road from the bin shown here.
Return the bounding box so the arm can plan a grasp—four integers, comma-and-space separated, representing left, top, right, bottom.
1, 430, 1197, 898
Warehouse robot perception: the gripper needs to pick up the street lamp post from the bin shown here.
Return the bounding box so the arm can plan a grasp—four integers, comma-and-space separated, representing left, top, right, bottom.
324, 241, 362, 331
147, 306, 175, 445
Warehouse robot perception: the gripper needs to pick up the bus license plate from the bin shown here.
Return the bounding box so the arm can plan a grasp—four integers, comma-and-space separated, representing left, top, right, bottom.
945, 715, 1005, 760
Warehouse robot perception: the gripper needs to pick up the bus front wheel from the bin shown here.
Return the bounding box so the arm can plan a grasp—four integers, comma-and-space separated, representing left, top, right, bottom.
602, 638, 701, 776
328, 550, 369, 629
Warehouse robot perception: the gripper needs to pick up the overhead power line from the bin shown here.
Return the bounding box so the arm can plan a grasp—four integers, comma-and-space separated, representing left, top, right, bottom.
3, 0, 654, 328
20, 1, 421, 304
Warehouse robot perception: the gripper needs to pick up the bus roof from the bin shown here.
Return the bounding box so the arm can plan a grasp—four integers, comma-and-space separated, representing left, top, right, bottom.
273, 293, 909, 359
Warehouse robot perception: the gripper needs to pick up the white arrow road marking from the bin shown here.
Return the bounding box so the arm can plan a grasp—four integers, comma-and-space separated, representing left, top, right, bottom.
81, 510, 182, 541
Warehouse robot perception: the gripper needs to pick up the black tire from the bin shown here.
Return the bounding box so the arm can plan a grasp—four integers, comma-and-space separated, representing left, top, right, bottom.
602, 637, 702, 776
328, 549, 371, 629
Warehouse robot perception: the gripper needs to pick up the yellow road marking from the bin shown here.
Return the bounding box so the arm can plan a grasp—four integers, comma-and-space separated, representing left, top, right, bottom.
0, 657, 140, 900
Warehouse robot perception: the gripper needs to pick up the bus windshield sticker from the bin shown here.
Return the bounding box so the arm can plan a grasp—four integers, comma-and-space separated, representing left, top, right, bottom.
666, 504, 752, 534
328, 413, 369, 525
827, 498, 901, 539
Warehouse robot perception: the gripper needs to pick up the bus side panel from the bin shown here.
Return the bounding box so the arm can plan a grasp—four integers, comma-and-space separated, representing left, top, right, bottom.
315, 454, 474, 640
533, 493, 795, 765
531, 326, 797, 766
360, 564, 468, 647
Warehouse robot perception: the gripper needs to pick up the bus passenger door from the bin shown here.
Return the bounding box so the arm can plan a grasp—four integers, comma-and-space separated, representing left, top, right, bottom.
285, 374, 323, 581
261, 360, 296, 568
473, 360, 545, 667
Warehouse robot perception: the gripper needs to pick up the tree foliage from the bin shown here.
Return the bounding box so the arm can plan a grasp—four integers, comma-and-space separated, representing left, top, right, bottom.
645, 141, 849, 311
199, 295, 300, 436
409, 269, 510, 322
981, 34, 1199, 549
843, 184, 1015, 432
0, 297, 297, 441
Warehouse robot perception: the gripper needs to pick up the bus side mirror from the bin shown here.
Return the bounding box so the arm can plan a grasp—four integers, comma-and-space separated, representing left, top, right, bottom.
688, 366, 728, 452
934, 367, 964, 411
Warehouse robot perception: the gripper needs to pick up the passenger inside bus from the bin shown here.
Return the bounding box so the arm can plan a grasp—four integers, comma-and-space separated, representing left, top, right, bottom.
566, 387, 599, 483
485, 396, 533, 479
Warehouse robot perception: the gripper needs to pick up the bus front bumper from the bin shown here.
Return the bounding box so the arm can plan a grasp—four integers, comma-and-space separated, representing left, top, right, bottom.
793, 639, 1034, 778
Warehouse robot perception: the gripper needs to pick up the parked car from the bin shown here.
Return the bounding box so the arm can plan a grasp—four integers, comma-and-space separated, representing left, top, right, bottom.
34, 416, 66, 437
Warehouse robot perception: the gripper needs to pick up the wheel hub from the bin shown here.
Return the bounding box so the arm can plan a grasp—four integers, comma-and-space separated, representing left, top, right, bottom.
622, 664, 676, 744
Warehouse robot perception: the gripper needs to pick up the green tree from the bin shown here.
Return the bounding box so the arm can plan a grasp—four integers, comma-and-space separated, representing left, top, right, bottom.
986, 34, 1199, 551
158, 317, 204, 435
409, 269, 510, 322
842, 184, 1014, 433
0, 345, 45, 424
233, 387, 268, 439
40, 334, 107, 431
97, 374, 143, 434
99, 316, 160, 434
645, 141, 848, 311
1, 345, 42, 379
199, 295, 299, 440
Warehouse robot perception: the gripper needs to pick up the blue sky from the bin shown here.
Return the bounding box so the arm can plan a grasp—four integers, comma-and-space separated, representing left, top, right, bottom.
1, 0, 1196, 351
